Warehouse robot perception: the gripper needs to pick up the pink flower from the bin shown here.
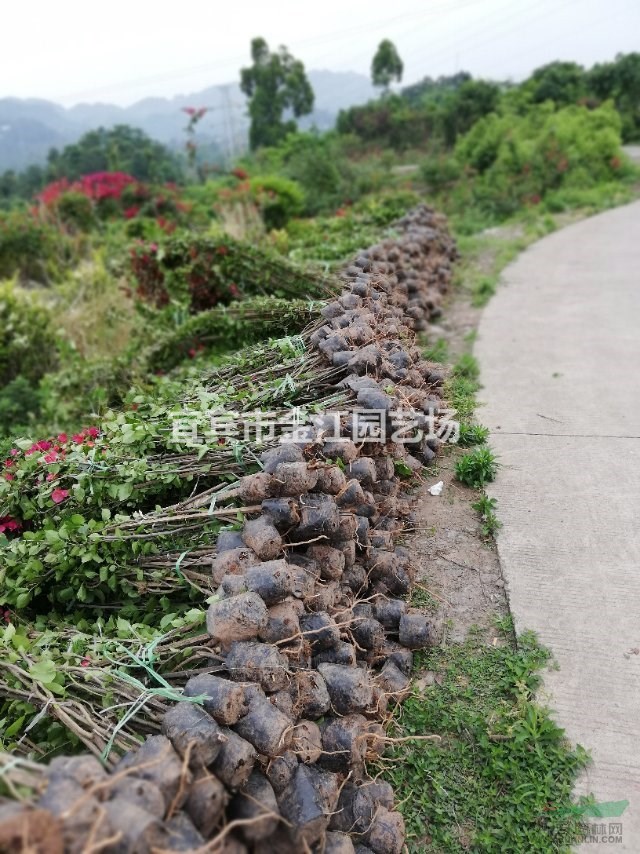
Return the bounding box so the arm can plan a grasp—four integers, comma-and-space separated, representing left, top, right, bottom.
4, 473, 14, 481
51, 488, 69, 504
86, 427, 100, 439
72, 433, 84, 444
46, 473, 56, 482
9, 448, 18, 457
44, 452, 58, 463
57, 433, 68, 443
35, 440, 52, 451
80, 658, 90, 667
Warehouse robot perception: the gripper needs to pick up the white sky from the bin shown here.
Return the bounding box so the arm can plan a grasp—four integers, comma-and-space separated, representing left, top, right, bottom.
3, 0, 639, 107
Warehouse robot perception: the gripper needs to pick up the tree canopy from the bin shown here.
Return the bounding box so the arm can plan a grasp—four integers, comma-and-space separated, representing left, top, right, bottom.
47, 125, 183, 184
371, 40, 404, 91
240, 38, 314, 150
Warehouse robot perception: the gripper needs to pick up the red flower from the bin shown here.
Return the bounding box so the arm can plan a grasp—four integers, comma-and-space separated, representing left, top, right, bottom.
51, 487, 69, 504
57, 433, 68, 443
72, 433, 84, 444
124, 206, 140, 220
86, 427, 100, 439
0, 516, 21, 534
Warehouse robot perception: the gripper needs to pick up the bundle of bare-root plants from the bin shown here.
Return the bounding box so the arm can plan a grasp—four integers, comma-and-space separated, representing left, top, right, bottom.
0, 205, 457, 853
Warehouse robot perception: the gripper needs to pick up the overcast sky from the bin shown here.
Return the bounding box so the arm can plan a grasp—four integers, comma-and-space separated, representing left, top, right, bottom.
3, 0, 639, 106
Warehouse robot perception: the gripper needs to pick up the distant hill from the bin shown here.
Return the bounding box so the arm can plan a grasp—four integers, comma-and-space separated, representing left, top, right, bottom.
0, 70, 377, 172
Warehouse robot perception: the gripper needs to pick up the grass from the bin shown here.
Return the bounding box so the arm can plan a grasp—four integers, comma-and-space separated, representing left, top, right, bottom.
452, 352, 480, 381
382, 630, 591, 853
423, 337, 450, 363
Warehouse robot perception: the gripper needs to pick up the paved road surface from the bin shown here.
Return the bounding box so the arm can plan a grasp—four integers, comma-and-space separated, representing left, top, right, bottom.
475, 201, 640, 852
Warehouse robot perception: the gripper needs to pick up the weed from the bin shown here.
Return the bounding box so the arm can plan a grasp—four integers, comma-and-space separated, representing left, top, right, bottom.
381, 633, 590, 852
423, 337, 449, 363
493, 613, 514, 635
457, 422, 489, 446
455, 447, 498, 488
453, 352, 480, 381
445, 375, 478, 422
472, 275, 498, 306
472, 493, 502, 537
411, 585, 439, 613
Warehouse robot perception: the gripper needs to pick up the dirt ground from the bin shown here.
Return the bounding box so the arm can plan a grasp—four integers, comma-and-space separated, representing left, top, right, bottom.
407, 450, 508, 646
404, 252, 511, 646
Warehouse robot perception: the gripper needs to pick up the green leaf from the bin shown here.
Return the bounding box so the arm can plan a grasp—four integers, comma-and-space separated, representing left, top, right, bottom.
15, 592, 31, 609
29, 659, 57, 687
5, 714, 26, 738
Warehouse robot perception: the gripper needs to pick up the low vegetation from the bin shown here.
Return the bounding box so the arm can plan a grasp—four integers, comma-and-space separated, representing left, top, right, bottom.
383, 628, 590, 852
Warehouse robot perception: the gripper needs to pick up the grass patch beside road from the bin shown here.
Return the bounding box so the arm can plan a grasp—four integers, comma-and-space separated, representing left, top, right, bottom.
383, 628, 590, 853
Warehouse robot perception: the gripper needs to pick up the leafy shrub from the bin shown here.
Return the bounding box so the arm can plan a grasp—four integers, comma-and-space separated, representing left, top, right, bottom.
337, 94, 433, 150
455, 447, 499, 488
452, 101, 627, 218
0, 210, 70, 282
55, 191, 96, 231
0, 376, 41, 436
421, 154, 463, 193
0, 283, 58, 386
353, 190, 420, 225
260, 133, 359, 215
248, 175, 304, 229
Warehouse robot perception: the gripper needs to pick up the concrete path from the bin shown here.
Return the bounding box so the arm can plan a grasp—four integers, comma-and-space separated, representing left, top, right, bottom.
474, 201, 640, 852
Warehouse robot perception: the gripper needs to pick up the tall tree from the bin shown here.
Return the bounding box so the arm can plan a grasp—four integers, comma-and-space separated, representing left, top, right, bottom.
240, 38, 314, 150
371, 39, 404, 92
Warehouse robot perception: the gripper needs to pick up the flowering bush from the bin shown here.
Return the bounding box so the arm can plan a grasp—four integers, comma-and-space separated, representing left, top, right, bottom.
36, 173, 191, 231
